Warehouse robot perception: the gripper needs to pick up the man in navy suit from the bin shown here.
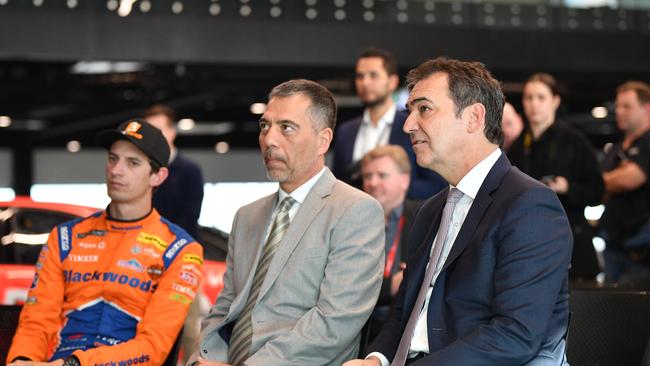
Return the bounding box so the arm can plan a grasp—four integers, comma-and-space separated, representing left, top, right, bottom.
344, 57, 572, 366
145, 105, 204, 238
332, 48, 446, 199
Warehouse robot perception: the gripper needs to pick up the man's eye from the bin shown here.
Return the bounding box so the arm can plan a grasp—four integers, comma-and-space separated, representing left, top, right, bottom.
418, 105, 431, 113
282, 124, 295, 132
259, 122, 269, 131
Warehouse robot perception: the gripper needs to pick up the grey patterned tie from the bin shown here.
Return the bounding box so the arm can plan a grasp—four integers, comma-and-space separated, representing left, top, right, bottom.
391, 188, 464, 366
228, 196, 296, 366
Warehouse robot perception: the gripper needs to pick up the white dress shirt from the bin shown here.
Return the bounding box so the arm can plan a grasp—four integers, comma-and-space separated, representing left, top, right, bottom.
351, 105, 396, 162
369, 148, 502, 366
263, 167, 326, 241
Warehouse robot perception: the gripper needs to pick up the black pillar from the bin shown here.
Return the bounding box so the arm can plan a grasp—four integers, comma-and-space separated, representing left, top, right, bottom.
11, 133, 33, 196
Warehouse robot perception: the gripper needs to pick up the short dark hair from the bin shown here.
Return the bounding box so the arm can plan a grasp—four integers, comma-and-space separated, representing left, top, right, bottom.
357, 47, 399, 76
268, 79, 337, 131
617, 81, 650, 105
143, 104, 176, 127
406, 57, 504, 146
526, 72, 561, 96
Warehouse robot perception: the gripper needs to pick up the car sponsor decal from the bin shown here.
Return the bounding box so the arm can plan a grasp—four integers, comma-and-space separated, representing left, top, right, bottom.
63, 270, 157, 293
171, 283, 196, 299
182, 253, 203, 265
57, 216, 84, 262
137, 232, 168, 251
164, 239, 187, 260
146, 264, 164, 280
78, 241, 106, 250
179, 271, 198, 286
181, 264, 201, 275
169, 293, 192, 305
76, 229, 107, 239
94, 354, 150, 366
142, 247, 161, 258
68, 254, 99, 262
116, 259, 145, 273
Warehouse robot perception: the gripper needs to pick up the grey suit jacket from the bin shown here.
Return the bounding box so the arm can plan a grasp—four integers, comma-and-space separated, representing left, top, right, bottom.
191, 169, 385, 366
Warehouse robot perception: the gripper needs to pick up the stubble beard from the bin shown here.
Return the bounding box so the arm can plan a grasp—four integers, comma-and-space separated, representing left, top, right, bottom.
362, 91, 390, 109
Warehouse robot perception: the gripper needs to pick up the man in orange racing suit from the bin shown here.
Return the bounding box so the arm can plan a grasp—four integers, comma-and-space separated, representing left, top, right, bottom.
7, 119, 204, 366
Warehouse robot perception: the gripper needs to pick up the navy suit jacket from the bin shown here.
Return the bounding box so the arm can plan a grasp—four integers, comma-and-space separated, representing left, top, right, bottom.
153, 153, 204, 238
332, 110, 446, 200
368, 154, 572, 365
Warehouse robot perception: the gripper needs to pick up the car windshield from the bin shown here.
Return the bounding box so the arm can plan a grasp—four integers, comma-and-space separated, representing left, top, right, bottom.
0, 207, 77, 264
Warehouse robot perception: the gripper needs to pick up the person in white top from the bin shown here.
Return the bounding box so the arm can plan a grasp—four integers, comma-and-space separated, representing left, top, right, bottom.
332, 48, 446, 199
343, 57, 572, 366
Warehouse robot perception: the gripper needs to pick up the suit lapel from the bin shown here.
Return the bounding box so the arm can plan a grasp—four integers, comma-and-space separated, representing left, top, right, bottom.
388, 110, 409, 146
404, 190, 446, 312
342, 118, 362, 164
228, 194, 276, 317
256, 170, 335, 301
442, 154, 511, 271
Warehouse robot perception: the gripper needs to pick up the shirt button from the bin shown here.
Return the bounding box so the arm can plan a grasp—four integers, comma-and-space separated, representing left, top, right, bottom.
203, 349, 208, 354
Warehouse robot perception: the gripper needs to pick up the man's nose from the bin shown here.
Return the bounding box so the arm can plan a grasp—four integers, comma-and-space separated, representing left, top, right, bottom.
404, 112, 418, 134
367, 175, 380, 186
108, 161, 123, 176
261, 126, 279, 147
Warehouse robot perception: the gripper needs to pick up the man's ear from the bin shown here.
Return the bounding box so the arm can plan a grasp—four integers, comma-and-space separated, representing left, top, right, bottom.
150, 167, 169, 188
643, 102, 650, 115
388, 74, 400, 92
466, 103, 486, 134
552, 95, 561, 110
318, 128, 333, 155
400, 173, 411, 192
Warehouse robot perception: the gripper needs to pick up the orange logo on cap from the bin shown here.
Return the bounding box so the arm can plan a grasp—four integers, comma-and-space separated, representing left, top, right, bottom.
122, 121, 143, 139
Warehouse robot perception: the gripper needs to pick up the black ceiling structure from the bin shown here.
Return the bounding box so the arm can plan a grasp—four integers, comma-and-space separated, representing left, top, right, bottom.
1, 0, 649, 193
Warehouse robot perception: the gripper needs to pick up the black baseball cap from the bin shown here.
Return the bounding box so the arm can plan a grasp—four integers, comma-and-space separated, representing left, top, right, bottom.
96, 118, 170, 168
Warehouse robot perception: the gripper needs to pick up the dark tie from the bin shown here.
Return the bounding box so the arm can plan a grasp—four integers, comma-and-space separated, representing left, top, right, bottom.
391, 188, 464, 366
228, 196, 296, 366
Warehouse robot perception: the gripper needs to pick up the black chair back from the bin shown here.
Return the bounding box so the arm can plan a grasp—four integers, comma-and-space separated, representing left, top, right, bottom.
161, 327, 183, 366
567, 289, 650, 366
0, 305, 23, 366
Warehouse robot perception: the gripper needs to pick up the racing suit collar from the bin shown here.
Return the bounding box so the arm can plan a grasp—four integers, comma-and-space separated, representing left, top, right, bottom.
104, 208, 161, 232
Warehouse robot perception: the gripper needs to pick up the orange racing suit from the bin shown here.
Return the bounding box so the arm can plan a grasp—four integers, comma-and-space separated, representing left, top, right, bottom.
7, 209, 203, 366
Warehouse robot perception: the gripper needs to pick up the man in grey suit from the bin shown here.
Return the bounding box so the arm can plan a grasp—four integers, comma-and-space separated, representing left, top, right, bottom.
191, 79, 385, 366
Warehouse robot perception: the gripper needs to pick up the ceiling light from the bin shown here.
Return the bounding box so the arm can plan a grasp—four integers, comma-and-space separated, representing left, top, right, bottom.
140, 0, 151, 12
118, 0, 136, 17
107, 0, 118, 11
0, 116, 11, 128
172, 1, 183, 14
66, 140, 81, 153
215, 141, 230, 154
178, 118, 196, 131
249, 103, 266, 115
592, 106, 608, 119
209, 3, 221, 15
70, 61, 145, 74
